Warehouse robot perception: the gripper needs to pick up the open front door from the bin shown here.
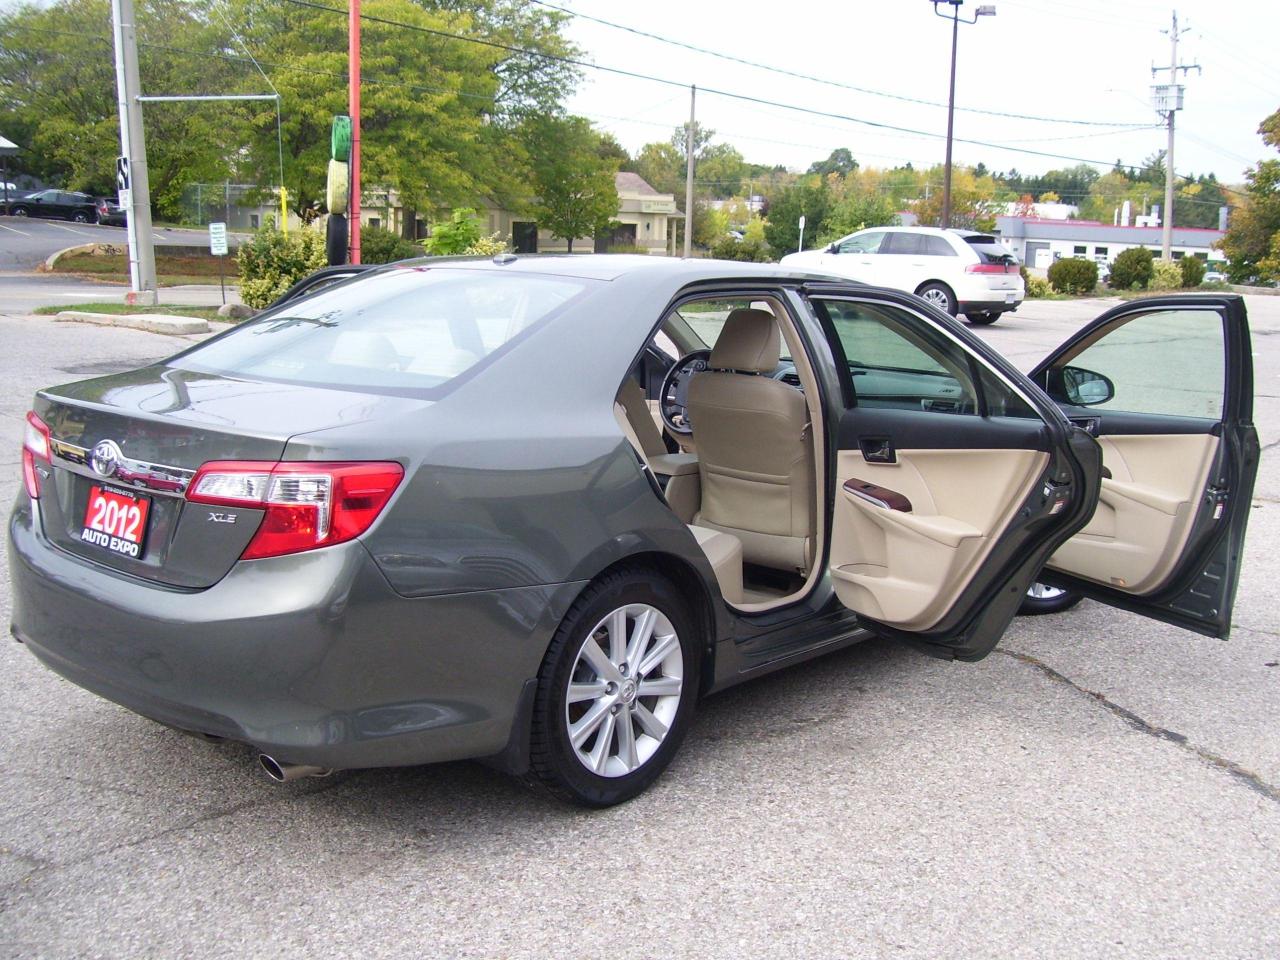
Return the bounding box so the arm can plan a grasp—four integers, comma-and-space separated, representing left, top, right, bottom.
1029, 295, 1259, 638
807, 290, 1102, 661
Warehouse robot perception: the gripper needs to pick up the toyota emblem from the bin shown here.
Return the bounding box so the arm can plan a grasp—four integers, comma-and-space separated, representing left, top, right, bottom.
90, 439, 123, 479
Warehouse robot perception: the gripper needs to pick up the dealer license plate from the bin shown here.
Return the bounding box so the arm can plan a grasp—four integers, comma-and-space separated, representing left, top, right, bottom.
81, 485, 151, 558
1005, 292, 1017, 303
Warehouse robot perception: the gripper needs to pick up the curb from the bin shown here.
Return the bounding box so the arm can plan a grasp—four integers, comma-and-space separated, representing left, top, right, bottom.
54, 310, 209, 335
43, 242, 125, 272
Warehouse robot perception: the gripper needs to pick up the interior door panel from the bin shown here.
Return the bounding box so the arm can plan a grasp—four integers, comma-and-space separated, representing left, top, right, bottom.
830, 448, 1048, 629
1046, 433, 1218, 593
1030, 296, 1258, 638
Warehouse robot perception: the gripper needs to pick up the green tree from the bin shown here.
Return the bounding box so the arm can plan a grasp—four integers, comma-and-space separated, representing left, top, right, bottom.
819, 190, 899, 242
632, 141, 682, 197
764, 179, 830, 254
0, 0, 245, 220
523, 115, 619, 252
698, 143, 747, 199
1221, 108, 1280, 283
912, 166, 998, 230
807, 147, 857, 177
671, 121, 714, 163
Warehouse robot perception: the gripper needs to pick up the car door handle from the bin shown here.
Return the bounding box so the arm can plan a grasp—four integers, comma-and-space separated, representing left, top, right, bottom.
1069, 417, 1100, 436
859, 437, 896, 464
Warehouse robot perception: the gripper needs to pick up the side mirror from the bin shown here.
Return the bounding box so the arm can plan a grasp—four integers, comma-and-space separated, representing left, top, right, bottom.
827, 242, 839, 254
1061, 365, 1115, 406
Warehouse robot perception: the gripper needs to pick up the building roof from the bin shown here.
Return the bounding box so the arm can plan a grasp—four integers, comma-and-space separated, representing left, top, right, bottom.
615, 171, 661, 196
0, 134, 18, 156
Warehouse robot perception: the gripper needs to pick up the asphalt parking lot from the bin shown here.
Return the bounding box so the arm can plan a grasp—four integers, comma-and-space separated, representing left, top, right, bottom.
0, 295, 1277, 959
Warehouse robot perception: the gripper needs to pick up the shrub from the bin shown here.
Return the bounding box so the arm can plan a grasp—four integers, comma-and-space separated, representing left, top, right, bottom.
465, 232, 510, 256
1110, 246, 1154, 290
359, 226, 421, 264
1047, 257, 1098, 294
421, 207, 482, 255
236, 223, 328, 308
1151, 259, 1183, 291
710, 236, 772, 262
1025, 274, 1052, 298
1179, 256, 1206, 288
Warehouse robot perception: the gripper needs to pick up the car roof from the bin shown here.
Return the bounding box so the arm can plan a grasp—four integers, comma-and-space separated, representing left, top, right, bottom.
383, 253, 840, 284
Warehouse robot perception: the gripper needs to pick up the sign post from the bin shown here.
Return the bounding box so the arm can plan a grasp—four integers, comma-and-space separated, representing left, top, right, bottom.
209, 221, 228, 306
797, 215, 806, 254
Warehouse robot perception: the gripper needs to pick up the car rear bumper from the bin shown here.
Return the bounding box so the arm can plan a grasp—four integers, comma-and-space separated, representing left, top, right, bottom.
8, 495, 580, 771
958, 298, 1022, 314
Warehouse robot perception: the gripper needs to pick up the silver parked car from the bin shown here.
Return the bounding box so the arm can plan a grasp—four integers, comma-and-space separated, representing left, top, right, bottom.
9, 256, 1258, 806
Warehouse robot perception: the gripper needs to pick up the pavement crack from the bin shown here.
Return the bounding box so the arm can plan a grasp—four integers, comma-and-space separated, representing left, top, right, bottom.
1002, 649, 1280, 806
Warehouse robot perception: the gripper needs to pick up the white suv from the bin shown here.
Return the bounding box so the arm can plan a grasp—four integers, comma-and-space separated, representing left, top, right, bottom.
780, 226, 1024, 325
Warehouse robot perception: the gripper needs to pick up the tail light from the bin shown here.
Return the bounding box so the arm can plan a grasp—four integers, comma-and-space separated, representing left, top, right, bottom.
22, 411, 51, 499
966, 262, 1016, 274
186, 460, 404, 560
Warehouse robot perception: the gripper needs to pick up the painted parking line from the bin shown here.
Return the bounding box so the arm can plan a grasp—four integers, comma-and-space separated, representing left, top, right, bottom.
0, 222, 31, 236
52, 224, 95, 237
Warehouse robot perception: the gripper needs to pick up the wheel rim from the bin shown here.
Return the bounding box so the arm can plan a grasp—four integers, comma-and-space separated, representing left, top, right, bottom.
13, 209, 26, 217
565, 603, 683, 778
1026, 582, 1068, 601
921, 287, 950, 310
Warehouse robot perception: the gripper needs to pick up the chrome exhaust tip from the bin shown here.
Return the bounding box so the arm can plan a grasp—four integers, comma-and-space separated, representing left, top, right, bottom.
259, 754, 332, 783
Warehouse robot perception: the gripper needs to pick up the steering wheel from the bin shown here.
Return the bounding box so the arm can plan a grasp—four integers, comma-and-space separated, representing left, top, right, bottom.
659, 349, 712, 436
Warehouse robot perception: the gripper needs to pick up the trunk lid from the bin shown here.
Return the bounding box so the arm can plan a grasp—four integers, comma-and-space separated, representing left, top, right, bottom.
33, 365, 425, 588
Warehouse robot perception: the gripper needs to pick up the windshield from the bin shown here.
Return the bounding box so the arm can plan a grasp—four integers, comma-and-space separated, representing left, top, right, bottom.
170, 267, 590, 396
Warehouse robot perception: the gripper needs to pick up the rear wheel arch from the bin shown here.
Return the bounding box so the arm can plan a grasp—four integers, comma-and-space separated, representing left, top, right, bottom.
566, 552, 718, 693
915, 280, 957, 315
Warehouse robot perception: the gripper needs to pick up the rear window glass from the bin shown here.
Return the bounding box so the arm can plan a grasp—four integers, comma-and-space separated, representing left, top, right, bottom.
964, 236, 1016, 264
169, 267, 589, 396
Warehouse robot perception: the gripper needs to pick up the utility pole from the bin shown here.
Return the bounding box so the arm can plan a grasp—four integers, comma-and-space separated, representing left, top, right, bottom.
931, 1, 996, 229
1152, 9, 1198, 260
683, 85, 696, 258
110, 0, 157, 304
348, 0, 362, 263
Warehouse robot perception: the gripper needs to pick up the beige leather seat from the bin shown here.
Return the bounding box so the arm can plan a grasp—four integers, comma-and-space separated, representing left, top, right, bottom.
686, 309, 815, 572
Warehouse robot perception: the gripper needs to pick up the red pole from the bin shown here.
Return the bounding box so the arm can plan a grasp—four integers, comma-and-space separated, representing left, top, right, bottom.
348, 0, 361, 263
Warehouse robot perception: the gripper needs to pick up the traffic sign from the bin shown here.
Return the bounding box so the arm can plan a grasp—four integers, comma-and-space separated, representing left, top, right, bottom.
209, 221, 228, 256
116, 157, 130, 192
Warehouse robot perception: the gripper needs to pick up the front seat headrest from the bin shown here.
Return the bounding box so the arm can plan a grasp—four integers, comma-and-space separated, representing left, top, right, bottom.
708, 308, 780, 374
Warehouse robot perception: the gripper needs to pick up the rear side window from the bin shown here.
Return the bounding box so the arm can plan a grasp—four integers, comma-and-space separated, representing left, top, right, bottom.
922, 236, 956, 257
171, 267, 590, 397
817, 298, 1038, 418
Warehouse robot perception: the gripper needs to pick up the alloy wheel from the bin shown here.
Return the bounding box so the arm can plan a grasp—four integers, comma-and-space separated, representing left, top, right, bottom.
921, 287, 951, 310
1026, 582, 1069, 601
564, 603, 683, 778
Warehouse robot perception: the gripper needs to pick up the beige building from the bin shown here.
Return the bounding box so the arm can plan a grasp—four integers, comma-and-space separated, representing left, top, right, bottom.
359, 172, 679, 255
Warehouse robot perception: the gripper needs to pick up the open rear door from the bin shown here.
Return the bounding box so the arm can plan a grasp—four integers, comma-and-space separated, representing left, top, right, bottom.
1029, 295, 1259, 638
807, 289, 1102, 661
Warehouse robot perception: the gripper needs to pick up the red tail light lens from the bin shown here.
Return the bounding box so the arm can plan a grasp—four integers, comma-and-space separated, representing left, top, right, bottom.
965, 262, 1015, 274
22, 411, 51, 499
186, 460, 404, 560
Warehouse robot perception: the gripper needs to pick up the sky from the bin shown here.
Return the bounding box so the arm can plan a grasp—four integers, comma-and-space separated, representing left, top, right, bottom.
552, 0, 1278, 188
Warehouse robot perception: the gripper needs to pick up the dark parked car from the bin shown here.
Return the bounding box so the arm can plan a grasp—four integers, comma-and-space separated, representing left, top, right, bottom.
9, 256, 1258, 806
3, 188, 101, 223
96, 198, 127, 226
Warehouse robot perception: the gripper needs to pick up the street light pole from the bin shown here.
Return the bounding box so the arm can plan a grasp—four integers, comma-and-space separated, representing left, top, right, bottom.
931, 1, 995, 230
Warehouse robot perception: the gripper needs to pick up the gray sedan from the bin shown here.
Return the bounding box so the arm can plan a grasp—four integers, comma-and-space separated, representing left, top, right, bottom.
8, 256, 1258, 806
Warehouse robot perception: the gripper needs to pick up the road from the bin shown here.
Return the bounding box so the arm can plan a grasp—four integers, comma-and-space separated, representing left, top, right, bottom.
0, 296, 1277, 959
0, 215, 247, 272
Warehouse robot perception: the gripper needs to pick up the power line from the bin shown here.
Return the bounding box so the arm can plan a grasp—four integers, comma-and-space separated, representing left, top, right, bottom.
529, 0, 1152, 129
280, 0, 1178, 172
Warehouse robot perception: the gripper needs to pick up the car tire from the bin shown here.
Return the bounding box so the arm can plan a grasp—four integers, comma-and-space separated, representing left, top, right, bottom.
10, 206, 29, 217
1019, 582, 1084, 616
325, 213, 348, 266
527, 567, 700, 807
917, 282, 957, 316
72, 211, 90, 223
965, 312, 999, 325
